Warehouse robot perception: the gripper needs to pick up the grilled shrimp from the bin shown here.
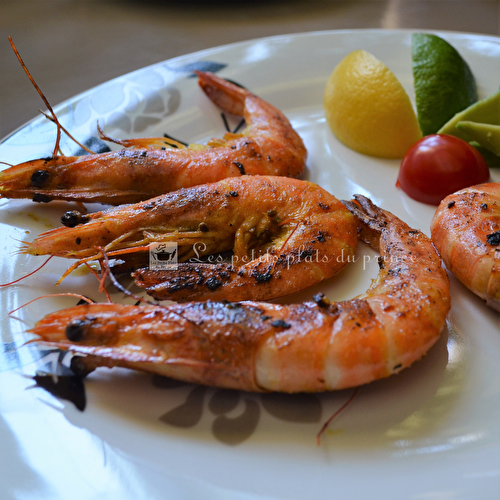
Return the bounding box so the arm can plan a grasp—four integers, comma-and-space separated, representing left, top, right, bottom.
431, 182, 500, 311
0, 71, 306, 205
25, 176, 358, 302
29, 196, 450, 392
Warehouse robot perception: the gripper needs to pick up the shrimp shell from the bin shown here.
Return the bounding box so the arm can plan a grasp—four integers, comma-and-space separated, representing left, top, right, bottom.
29, 196, 451, 392
0, 71, 306, 205
24, 175, 358, 302
431, 182, 500, 311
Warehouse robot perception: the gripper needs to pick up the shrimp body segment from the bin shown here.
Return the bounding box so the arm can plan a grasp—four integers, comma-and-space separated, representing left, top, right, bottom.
431, 182, 500, 311
30, 196, 450, 392
25, 176, 358, 302
0, 71, 306, 205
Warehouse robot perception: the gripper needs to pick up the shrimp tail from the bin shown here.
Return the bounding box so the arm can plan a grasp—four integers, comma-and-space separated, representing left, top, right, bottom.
196, 70, 248, 116
342, 195, 390, 250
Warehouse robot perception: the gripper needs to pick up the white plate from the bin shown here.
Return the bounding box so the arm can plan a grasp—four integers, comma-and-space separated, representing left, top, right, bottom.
1, 30, 500, 500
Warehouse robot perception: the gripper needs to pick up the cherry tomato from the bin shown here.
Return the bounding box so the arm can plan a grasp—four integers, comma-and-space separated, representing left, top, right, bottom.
396, 134, 490, 205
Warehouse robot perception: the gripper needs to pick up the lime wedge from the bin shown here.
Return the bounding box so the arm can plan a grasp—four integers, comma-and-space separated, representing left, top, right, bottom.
456, 121, 500, 156
438, 88, 500, 140
412, 33, 477, 136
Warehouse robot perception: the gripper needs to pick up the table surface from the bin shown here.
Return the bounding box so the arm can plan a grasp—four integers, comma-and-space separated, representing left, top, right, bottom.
1, 0, 499, 140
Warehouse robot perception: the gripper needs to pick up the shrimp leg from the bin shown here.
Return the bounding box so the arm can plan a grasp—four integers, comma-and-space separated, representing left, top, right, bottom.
29, 196, 450, 392
0, 72, 306, 205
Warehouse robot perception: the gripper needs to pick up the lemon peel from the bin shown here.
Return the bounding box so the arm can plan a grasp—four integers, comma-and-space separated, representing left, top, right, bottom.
324, 50, 421, 159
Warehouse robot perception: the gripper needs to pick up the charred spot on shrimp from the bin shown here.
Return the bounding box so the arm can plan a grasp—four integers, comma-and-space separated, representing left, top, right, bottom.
251, 269, 273, 283
206, 277, 223, 291
300, 248, 313, 260
32, 193, 52, 203
387, 266, 406, 277
487, 231, 500, 246
31, 170, 50, 187
167, 277, 197, 293
271, 319, 291, 329
232, 161, 246, 175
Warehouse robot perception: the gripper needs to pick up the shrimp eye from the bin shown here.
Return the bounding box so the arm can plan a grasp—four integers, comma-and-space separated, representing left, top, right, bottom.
66, 319, 92, 341
31, 170, 50, 187
61, 210, 88, 228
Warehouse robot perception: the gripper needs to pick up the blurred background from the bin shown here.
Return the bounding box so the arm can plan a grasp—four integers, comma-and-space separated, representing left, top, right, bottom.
1, 0, 499, 139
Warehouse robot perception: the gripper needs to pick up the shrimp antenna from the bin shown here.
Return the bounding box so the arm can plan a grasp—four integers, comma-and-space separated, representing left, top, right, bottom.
8, 293, 94, 316
8, 37, 62, 157
99, 247, 197, 325
40, 110, 95, 154
82, 262, 113, 303
269, 218, 301, 276
316, 387, 358, 446
98, 247, 161, 307
0, 255, 54, 287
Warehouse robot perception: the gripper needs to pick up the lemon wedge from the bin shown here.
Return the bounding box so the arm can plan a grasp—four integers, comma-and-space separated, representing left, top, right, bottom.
324, 49, 421, 159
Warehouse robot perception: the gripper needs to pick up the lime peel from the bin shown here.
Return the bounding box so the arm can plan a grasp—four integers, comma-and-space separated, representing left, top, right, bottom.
412, 33, 478, 136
